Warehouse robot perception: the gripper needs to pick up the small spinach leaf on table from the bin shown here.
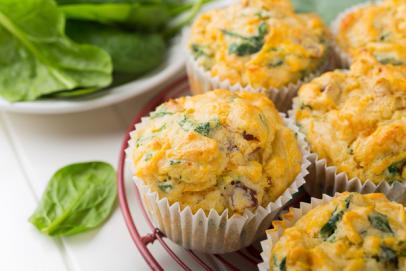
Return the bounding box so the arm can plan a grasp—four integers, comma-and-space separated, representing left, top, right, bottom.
30, 161, 117, 237
0, 0, 112, 102
66, 21, 166, 76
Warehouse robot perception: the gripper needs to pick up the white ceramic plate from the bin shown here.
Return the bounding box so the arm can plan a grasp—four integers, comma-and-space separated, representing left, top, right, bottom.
0, 37, 185, 114
0, 0, 233, 115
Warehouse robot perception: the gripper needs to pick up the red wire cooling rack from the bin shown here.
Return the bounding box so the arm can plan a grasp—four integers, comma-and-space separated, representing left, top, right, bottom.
117, 76, 307, 270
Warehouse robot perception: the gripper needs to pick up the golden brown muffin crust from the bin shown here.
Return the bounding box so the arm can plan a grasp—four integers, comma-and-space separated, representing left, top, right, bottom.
295, 54, 406, 183
131, 90, 302, 215
189, 0, 331, 89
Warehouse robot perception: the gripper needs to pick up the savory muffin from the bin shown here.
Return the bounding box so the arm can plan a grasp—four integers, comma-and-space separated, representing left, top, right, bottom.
294, 54, 406, 184
130, 89, 302, 215
269, 192, 406, 271
335, 0, 406, 66
188, 0, 332, 90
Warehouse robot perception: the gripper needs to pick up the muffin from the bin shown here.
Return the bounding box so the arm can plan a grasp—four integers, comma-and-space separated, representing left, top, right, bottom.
259, 192, 406, 271
293, 54, 406, 190
128, 89, 310, 252
333, 0, 406, 66
186, 0, 334, 111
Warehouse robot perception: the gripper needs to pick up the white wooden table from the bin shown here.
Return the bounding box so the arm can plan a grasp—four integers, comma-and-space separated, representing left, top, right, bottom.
0, 75, 185, 271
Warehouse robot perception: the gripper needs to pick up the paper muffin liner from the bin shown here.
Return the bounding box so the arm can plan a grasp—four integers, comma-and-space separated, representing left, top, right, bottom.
330, 1, 380, 68
289, 101, 406, 205
258, 194, 338, 271
258, 190, 406, 271
304, 153, 406, 205
183, 27, 338, 113
126, 113, 311, 253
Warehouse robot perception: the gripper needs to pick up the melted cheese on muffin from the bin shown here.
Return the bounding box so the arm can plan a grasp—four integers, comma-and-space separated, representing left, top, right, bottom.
295, 54, 406, 184
131, 90, 302, 215
336, 0, 406, 66
270, 193, 406, 271
188, 0, 331, 89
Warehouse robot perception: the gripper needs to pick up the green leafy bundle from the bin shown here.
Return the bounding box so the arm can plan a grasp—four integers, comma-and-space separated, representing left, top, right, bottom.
0, 0, 205, 102
0, 0, 112, 102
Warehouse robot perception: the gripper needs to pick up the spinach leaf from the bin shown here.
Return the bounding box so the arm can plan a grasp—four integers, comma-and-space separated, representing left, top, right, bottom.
376, 56, 406, 66
223, 23, 268, 56
194, 122, 211, 136
158, 181, 173, 193
273, 256, 287, 271
191, 43, 208, 58
153, 124, 167, 133
384, 159, 406, 183
60, 3, 171, 31
178, 115, 213, 137
59, 0, 207, 33
150, 105, 174, 119
380, 245, 398, 268
344, 194, 353, 209
57, 0, 183, 7
48, 87, 100, 98
66, 21, 166, 75
221, 29, 252, 40
279, 256, 287, 271
388, 164, 401, 175
379, 32, 391, 42
368, 212, 394, 234
0, 0, 112, 102
268, 59, 284, 68
169, 160, 182, 165
57, 0, 137, 4
29, 161, 117, 237
319, 196, 352, 239
320, 208, 344, 239
178, 115, 196, 131
229, 43, 261, 57
144, 152, 154, 161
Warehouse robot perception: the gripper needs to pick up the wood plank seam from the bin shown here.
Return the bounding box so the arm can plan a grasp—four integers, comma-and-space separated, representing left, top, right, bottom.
0, 113, 77, 271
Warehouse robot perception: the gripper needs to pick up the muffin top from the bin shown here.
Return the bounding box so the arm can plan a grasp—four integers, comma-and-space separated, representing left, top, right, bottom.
270, 192, 406, 271
188, 0, 330, 89
336, 0, 406, 66
295, 55, 406, 184
130, 89, 302, 215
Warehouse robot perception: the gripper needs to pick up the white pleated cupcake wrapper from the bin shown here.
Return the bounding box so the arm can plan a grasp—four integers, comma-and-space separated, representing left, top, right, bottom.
304, 153, 406, 205
258, 189, 406, 271
288, 101, 406, 205
258, 193, 338, 271
126, 113, 311, 253
330, 1, 381, 68
182, 27, 337, 113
